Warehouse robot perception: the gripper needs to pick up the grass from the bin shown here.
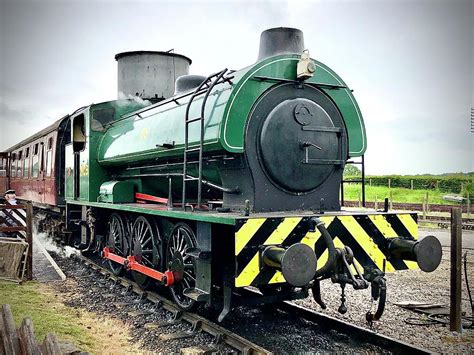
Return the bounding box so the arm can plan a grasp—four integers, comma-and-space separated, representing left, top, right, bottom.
0, 280, 96, 352
343, 184, 459, 205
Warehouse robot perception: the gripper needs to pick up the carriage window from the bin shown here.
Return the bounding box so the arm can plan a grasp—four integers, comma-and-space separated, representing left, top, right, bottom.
23, 147, 30, 178
46, 137, 53, 177
32, 143, 39, 178
40, 142, 45, 172
10, 155, 16, 178
0, 158, 6, 177
17, 151, 22, 177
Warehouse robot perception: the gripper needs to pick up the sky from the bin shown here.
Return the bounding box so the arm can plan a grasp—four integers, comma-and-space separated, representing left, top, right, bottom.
0, 0, 473, 175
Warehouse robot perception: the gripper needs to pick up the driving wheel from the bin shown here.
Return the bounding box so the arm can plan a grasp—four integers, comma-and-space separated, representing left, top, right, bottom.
166, 222, 197, 310
106, 213, 128, 276
131, 216, 161, 289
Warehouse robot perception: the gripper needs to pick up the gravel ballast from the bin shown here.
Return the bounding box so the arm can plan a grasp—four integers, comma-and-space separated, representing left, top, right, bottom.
294, 248, 474, 353
42, 229, 473, 353
51, 254, 234, 354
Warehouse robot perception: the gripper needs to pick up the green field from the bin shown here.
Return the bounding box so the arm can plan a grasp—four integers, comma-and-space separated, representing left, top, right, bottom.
342, 184, 459, 205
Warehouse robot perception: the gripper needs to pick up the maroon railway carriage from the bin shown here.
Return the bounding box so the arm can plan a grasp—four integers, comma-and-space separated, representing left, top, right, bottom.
0, 116, 70, 211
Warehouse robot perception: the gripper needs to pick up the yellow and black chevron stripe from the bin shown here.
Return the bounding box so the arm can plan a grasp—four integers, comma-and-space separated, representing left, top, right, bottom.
234, 213, 418, 288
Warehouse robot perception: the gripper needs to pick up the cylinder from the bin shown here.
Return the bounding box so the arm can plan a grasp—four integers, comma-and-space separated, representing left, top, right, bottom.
115, 51, 192, 100
388, 235, 442, 272
257, 27, 305, 61
261, 243, 317, 287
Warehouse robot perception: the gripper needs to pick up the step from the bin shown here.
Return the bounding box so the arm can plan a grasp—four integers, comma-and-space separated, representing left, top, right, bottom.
185, 147, 201, 153
183, 287, 210, 302
186, 117, 202, 124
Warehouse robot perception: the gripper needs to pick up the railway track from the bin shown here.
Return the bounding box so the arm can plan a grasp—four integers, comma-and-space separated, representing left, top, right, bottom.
66, 254, 431, 354
229, 288, 430, 354
343, 201, 473, 216
274, 298, 429, 354
76, 254, 269, 354
429, 220, 474, 231
418, 215, 473, 230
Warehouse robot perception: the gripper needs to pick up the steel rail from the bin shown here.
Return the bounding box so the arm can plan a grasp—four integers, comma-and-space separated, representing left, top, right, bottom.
278, 301, 430, 354
433, 220, 473, 231
77, 255, 271, 355
238, 288, 430, 354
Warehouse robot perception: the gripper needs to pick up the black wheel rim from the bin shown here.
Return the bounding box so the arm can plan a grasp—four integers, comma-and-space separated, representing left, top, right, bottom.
107, 213, 126, 275
167, 223, 196, 309
131, 216, 160, 288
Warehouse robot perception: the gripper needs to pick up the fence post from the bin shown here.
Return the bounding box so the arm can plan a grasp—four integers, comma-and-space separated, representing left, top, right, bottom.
425, 192, 430, 214
358, 190, 361, 208
422, 196, 426, 220
374, 196, 378, 210
468, 193, 471, 218
369, 178, 372, 187
389, 190, 393, 210
411, 179, 413, 190
450, 208, 462, 332
388, 178, 391, 189
26, 201, 33, 280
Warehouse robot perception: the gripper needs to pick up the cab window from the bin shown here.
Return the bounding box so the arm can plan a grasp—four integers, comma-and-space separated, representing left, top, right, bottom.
73, 114, 86, 152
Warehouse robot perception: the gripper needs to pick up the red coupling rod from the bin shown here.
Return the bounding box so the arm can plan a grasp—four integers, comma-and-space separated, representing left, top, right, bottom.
103, 247, 174, 286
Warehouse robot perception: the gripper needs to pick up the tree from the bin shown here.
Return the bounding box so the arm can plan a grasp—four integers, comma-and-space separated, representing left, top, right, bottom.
344, 164, 361, 177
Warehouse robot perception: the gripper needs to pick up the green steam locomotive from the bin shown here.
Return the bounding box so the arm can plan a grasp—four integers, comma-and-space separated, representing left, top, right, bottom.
14, 28, 442, 321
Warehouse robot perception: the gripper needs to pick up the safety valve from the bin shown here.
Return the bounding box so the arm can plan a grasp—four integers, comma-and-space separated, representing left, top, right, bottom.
297, 50, 316, 80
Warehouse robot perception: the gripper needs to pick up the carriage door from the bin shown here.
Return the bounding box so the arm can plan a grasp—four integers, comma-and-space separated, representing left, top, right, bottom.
72, 114, 86, 199
0, 152, 9, 193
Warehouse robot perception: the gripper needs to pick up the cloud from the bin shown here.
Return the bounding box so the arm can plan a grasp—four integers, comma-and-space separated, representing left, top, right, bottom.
0, 0, 472, 174
0, 99, 69, 150
0, 101, 33, 125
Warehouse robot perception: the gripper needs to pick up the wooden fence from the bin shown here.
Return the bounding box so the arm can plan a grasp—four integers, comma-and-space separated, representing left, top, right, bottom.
0, 203, 33, 281
0, 304, 86, 355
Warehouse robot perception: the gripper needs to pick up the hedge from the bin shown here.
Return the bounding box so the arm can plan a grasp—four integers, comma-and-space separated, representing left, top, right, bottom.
344, 175, 473, 195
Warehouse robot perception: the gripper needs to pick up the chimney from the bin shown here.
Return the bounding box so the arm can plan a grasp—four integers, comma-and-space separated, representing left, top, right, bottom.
257, 27, 305, 61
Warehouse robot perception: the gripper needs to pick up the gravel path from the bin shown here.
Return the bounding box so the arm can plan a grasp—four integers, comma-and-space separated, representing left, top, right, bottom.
294, 250, 474, 353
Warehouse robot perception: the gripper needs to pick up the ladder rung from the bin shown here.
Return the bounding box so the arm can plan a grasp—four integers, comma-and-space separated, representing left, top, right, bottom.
186, 117, 202, 124
185, 147, 201, 153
